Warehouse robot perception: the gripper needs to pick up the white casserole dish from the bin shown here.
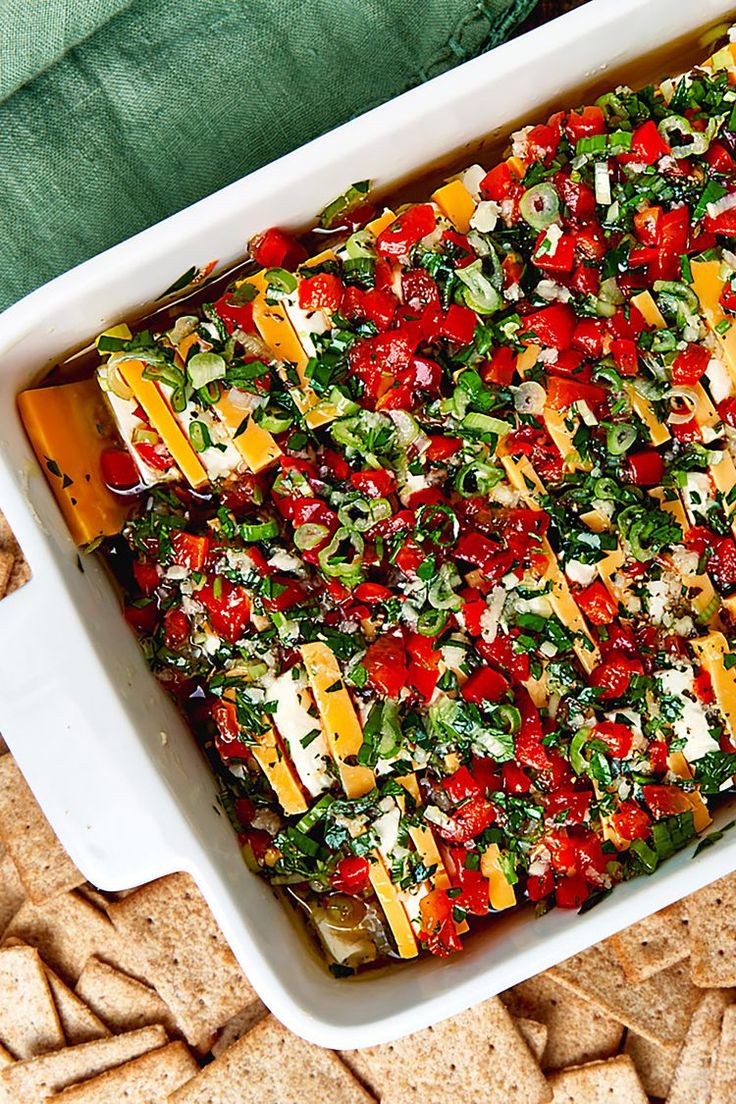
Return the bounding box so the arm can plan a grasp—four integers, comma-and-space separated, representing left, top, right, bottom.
1, 0, 736, 1049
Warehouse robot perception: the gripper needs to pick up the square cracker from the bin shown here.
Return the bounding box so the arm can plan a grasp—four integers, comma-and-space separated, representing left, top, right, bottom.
169, 1015, 373, 1104
514, 1018, 548, 1064
4, 890, 133, 984
668, 990, 732, 1104
44, 965, 109, 1045
608, 900, 689, 983
686, 872, 736, 987
502, 972, 623, 1071
0, 944, 64, 1059
623, 1032, 680, 1099
549, 941, 701, 1046
548, 1055, 648, 1103
710, 1003, 736, 1104
48, 1041, 197, 1103
108, 873, 255, 1050
0, 552, 13, 600
0, 854, 25, 935
0, 758, 83, 904
75, 957, 178, 1037
0, 1025, 167, 1103
210, 1000, 269, 1058
341, 997, 551, 1104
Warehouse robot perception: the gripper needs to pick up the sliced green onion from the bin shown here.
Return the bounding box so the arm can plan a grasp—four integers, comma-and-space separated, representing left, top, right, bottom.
417, 608, 449, 635
255, 408, 293, 433
658, 115, 718, 158
461, 412, 512, 438
294, 793, 334, 835
428, 562, 462, 611
454, 259, 502, 315
294, 522, 329, 551
345, 229, 375, 259
570, 726, 591, 775
595, 91, 628, 124
318, 181, 371, 229
188, 420, 211, 452
318, 527, 364, 581
240, 519, 279, 542
455, 461, 504, 497
188, 352, 226, 390
338, 496, 392, 533
264, 268, 297, 298
519, 183, 560, 230
492, 704, 521, 735
606, 423, 637, 455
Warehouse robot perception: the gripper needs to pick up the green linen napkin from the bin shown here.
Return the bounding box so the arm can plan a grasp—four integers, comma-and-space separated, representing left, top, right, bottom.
0, 0, 537, 311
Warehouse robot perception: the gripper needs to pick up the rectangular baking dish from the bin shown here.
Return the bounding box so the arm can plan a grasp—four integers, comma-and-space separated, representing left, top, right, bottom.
1, 0, 736, 1050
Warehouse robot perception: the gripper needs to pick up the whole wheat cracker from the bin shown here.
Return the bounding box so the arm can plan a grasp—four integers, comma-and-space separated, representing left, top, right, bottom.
75, 957, 178, 1037
3, 890, 135, 984
623, 1031, 680, 1099
0, 945, 64, 1059
514, 1018, 548, 1064
0, 1025, 167, 1104
668, 990, 733, 1104
501, 972, 624, 1071
0, 854, 24, 935
0, 758, 82, 904
43, 966, 109, 1045
0, 552, 13, 600
549, 941, 701, 1046
169, 1015, 374, 1104
341, 996, 552, 1104
48, 1041, 197, 1103
108, 873, 255, 1050
548, 1055, 648, 1103
210, 1000, 269, 1057
710, 1003, 736, 1104
686, 872, 736, 987
608, 900, 689, 983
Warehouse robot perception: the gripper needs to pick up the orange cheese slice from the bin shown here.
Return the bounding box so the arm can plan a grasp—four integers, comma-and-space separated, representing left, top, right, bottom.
666, 751, 711, 834
431, 180, 475, 233
631, 289, 667, 330
366, 208, 396, 238
214, 391, 281, 473
480, 844, 516, 911
625, 383, 670, 446
220, 695, 307, 816
368, 852, 418, 959
118, 359, 207, 488
540, 537, 600, 673
19, 379, 131, 545
691, 259, 736, 388
650, 489, 721, 624
299, 642, 375, 798
691, 632, 736, 747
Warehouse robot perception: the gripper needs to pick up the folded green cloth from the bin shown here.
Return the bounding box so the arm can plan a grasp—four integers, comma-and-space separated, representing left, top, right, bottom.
0, 0, 536, 310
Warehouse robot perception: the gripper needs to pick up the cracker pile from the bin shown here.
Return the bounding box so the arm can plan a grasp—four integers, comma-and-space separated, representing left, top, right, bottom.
0, 515, 29, 601
0, 746, 733, 1102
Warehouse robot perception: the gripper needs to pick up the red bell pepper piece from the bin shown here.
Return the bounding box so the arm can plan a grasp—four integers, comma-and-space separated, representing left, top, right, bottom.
363, 634, 409, 698
441, 304, 477, 345
213, 291, 255, 335
686, 525, 736, 588
610, 338, 639, 377
572, 317, 605, 357
514, 689, 550, 770
163, 608, 190, 649
633, 205, 662, 245
199, 578, 251, 642
705, 202, 736, 236
361, 287, 399, 330
626, 448, 664, 486
100, 447, 139, 491
250, 226, 307, 269
297, 272, 344, 312
533, 230, 575, 273
589, 654, 644, 700
575, 580, 618, 626
523, 303, 576, 350
348, 324, 421, 403
354, 582, 392, 605
476, 630, 531, 683
460, 666, 509, 705
609, 801, 651, 841
171, 531, 210, 572
419, 889, 463, 956
376, 204, 436, 257
555, 875, 589, 909
721, 278, 736, 314
501, 761, 532, 794
565, 105, 606, 141
124, 601, 158, 635
642, 784, 692, 819
554, 171, 596, 221
672, 344, 710, 386
133, 560, 160, 596
480, 161, 519, 202
591, 721, 634, 759
482, 346, 516, 386
425, 435, 462, 462
331, 855, 371, 894
619, 120, 670, 165
546, 376, 607, 412
349, 468, 396, 498
706, 141, 736, 174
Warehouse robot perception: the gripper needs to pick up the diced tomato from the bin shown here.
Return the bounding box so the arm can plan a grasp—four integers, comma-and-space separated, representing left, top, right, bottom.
349, 468, 396, 498
589, 655, 643, 700
533, 230, 575, 273
199, 578, 251, 643
171, 531, 210, 572
100, 448, 139, 491
480, 161, 519, 202
671, 417, 701, 443
124, 602, 158, 635
619, 120, 670, 165
250, 226, 307, 269
476, 630, 530, 684
501, 761, 532, 794
298, 272, 344, 312
163, 608, 190, 649
591, 721, 634, 759
419, 889, 463, 956
642, 784, 692, 819
565, 105, 606, 142
363, 634, 408, 699
626, 449, 664, 487
443, 766, 481, 804
436, 793, 497, 845
527, 120, 561, 164
609, 801, 651, 841
523, 304, 576, 350
402, 267, 440, 313
405, 632, 441, 700
348, 324, 421, 403
658, 206, 690, 254
133, 560, 160, 596
456, 532, 512, 583
648, 739, 670, 774
448, 854, 490, 916
576, 580, 618, 626
354, 582, 392, 605
376, 204, 436, 257
262, 577, 306, 614
395, 538, 425, 578
461, 667, 509, 705
543, 787, 592, 825
331, 856, 371, 894
441, 304, 477, 345
546, 376, 606, 412
555, 875, 589, 909
610, 338, 639, 377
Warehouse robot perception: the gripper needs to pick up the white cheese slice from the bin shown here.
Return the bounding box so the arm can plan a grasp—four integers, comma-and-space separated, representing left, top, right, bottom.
265, 670, 332, 797
657, 666, 720, 763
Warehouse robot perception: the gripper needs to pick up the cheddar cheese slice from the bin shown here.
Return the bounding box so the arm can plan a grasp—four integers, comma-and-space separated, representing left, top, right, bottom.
692, 631, 736, 746
480, 844, 516, 911
19, 379, 131, 545
214, 391, 282, 472
666, 750, 712, 833
625, 383, 671, 446
220, 695, 307, 816
300, 642, 375, 798
366, 208, 396, 238
118, 359, 208, 488
431, 180, 476, 233
540, 538, 600, 673
631, 289, 667, 331
368, 852, 418, 959
651, 489, 721, 624
691, 259, 736, 388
